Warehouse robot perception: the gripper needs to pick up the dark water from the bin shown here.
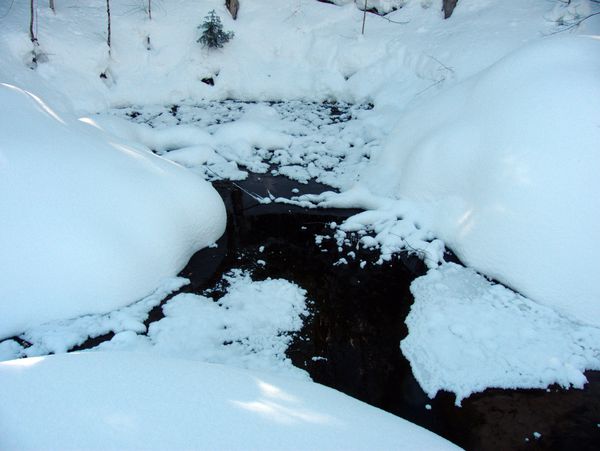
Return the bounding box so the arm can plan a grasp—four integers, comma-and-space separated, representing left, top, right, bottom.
178, 173, 600, 451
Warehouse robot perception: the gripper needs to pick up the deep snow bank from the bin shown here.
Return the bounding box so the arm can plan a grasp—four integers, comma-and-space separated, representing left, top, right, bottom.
402, 263, 600, 404
363, 36, 600, 326
0, 84, 226, 338
0, 352, 460, 450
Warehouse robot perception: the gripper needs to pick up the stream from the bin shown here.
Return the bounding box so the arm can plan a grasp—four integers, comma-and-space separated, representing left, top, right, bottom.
179, 173, 600, 451
5, 100, 597, 450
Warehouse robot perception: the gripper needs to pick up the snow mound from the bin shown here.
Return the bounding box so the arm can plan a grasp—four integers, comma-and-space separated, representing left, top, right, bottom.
401, 263, 600, 404
0, 352, 460, 450
363, 36, 600, 326
0, 84, 226, 339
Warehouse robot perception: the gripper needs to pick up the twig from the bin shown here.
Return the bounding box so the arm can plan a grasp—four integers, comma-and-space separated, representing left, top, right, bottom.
546, 10, 600, 35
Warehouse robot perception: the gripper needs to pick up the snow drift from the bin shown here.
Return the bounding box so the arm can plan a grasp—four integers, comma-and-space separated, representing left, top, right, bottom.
0, 352, 460, 450
363, 36, 600, 326
0, 84, 226, 338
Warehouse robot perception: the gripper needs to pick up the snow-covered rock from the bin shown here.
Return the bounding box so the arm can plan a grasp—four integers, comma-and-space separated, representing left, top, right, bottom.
0, 84, 226, 338
363, 36, 600, 326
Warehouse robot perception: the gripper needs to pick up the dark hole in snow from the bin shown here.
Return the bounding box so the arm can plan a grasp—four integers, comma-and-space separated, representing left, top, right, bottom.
201, 77, 215, 86
69, 331, 115, 352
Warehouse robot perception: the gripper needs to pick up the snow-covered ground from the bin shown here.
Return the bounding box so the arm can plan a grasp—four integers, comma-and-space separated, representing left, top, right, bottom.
1, 0, 600, 443
0, 82, 226, 339
0, 352, 460, 450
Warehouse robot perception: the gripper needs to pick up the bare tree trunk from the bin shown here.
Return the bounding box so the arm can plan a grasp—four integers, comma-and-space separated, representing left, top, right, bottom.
442, 0, 458, 19
225, 0, 239, 20
49, 0, 55, 13
106, 0, 111, 55
30, 0, 37, 43
361, 0, 367, 35
148, 0, 151, 20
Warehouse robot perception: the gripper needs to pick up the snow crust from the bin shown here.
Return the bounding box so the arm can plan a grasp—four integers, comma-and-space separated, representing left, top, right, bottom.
402, 263, 600, 404
0, 352, 460, 450
0, 84, 226, 338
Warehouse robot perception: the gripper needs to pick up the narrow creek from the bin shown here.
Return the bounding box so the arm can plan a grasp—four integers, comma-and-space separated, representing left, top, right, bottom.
171, 173, 599, 451
56, 100, 600, 450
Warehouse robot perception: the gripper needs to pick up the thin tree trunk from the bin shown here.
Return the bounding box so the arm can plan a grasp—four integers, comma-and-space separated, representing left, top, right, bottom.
106, 0, 111, 54
442, 0, 458, 19
30, 0, 37, 43
225, 0, 239, 20
148, 0, 151, 20
361, 0, 367, 35
49, 0, 55, 13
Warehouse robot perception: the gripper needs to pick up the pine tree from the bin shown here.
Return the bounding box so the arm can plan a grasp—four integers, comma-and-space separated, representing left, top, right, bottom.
197, 10, 234, 49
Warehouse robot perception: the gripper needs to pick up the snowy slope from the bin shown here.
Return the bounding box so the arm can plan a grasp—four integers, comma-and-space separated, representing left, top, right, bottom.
0, 0, 559, 111
0, 83, 226, 338
0, 352, 460, 450
362, 35, 600, 326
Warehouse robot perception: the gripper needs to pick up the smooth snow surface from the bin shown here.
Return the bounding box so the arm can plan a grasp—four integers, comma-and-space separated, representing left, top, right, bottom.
362, 36, 600, 326
402, 263, 600, 405
0, 84, 226, 338
0, 352, 460, 450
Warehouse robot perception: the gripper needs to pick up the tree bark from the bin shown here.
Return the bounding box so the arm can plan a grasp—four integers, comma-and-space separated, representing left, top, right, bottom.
225, 0, 239, 20
361, 0, 367, 35
442, 0, 458, 19
106, 0, 111, 54
49, 0, 55, 13
29, 0, 38, 43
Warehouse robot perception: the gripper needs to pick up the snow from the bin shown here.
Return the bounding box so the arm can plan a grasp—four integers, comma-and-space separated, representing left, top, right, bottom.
0, 83, 226, 339
361, 35, 600, 326
2, 271, 309, 379
99, 270, 310, 377
401, 263, 600, 405
0, 352, 460, 450
0, 0, 599, 427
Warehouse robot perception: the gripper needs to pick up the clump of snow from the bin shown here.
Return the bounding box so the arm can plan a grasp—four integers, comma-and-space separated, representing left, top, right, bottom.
101, 100, 376, 189
4, 270, 309, 379
0, 352, 460, 450
401, 263, 600, 405
107, 270, 310, 377
0, 84, 226, 339
3, 278, 188, 359
361, 36, 600, 326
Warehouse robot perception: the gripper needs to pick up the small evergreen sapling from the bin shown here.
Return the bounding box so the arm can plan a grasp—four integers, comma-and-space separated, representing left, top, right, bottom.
197, 10, 234, 49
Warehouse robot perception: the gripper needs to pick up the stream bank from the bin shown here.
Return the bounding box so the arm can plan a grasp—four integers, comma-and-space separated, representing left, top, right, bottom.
179, 174, 600, 451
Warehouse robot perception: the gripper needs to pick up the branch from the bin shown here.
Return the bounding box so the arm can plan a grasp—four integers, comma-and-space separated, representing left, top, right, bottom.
547, 10, 600, 34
